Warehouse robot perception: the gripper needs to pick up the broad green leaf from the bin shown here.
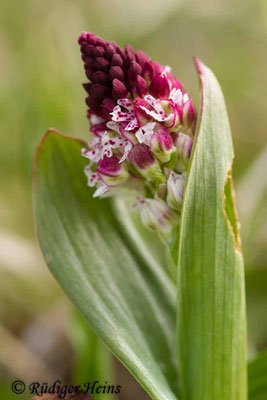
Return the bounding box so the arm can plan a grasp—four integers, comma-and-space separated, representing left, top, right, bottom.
176, 59, 247, 400
248, 350, 267, 400
33, 130, 179, 400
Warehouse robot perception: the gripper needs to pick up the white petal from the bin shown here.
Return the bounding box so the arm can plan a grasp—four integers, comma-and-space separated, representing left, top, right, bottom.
117, 98, 134, 110
139, 106, 166, 122
125, 118, 138, 131
135, 122, 156, 145
93, 184, 109, 198
119, 141, 133, 163
170, 88, 183, 105
183, 93, 189, 103
106, 121, 121, 134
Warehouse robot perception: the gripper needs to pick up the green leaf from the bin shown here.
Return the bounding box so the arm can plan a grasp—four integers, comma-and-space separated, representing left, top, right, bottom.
33, 130, 179, 400
176, 59, 247, 400
248, 350, 267, 400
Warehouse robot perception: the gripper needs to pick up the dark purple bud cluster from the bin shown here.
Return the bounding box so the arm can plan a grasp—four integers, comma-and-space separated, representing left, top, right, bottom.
78, 32, 163, 120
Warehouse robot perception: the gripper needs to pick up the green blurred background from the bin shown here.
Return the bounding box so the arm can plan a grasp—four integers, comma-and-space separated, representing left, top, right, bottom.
0, 0, 267, 399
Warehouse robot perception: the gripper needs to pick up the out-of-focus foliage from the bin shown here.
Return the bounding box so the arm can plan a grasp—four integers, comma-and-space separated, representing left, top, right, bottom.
0, 0, 266, 399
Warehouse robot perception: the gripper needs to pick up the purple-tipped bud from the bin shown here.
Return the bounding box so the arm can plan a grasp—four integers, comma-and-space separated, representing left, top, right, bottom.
150, 127, 177, 164
96, 156, 129, 187
111, 54, 123, 66
142, 61, 156, 84
86, 95, 101, 111
106, 44, 116, 58
110, 66, 125, 81
166, 171, 186, 211
183, 99, 195, 129
128, 144, 165, 184
90, 84, 109, 99
112, 79, 128, 100
94, 46, 105, 58
100, 97, 117, 120
132, 75, 148, 98
91, 71, 109, 84
85, 57, 94, 69
136, 50, 149, 67
95, 57, 110, 71
83, 82, 92, 94
175, 132, 193, 172
127, 61, 143, 83
149, 74, 171, 99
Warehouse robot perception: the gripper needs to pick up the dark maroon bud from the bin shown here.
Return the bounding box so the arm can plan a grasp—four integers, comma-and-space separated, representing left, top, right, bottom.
85, 45, 95, 56
106, 44, 116, 58
102, 97, 117, 112
78, 32, 88, 44
116, 46, 126, 60
110, 66, 124, 81
92, 71, 109, 84
81, 54, 87, 62
125, 43, 135, 57
81, 43, 87, 53
132, 61, 142, 76
85, 57, 94, 69
96, 37, 106, 47
112, 79, 128, 100
89, 35, 98, 45
127, 61, 142, 83
111, 54, 123, 67
94, 46, 105, 58
100, 97, 117, 120
86, 95, 101, 110
82, 82, 92, 93
100, 106, 112, 120
133, 75, 148, 97
95, 57, 110, 71
136, 50, 149, 67
90, 84, 109, 99
85, 69, 93, 80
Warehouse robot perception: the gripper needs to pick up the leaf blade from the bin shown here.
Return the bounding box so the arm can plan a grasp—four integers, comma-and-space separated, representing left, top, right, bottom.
176, 60, 247, 400
33, 130, 179, 400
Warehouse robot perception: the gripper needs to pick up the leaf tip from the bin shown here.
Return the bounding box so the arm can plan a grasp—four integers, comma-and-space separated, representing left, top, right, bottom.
193, 56, 205, 75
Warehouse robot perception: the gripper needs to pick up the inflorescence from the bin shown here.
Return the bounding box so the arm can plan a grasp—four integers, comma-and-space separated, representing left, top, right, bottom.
78, 32, 196, 241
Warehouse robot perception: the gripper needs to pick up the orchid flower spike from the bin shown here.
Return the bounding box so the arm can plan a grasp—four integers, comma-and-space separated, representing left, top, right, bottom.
79, 32, 196, 241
